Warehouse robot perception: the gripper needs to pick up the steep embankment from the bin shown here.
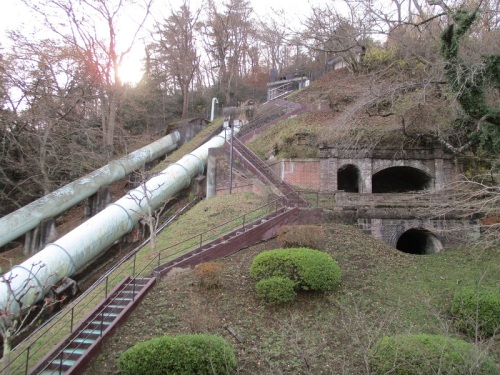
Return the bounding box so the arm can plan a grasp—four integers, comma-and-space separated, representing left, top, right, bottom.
249, 66, 461, 159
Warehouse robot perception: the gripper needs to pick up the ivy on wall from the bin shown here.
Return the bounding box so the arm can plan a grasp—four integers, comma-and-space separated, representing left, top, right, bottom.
441, 9, 500, 127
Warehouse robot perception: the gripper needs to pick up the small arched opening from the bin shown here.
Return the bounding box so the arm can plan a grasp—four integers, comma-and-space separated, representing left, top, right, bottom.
372, 166, 431, 193
338, 164, 360, 193
396, 228, 443, 255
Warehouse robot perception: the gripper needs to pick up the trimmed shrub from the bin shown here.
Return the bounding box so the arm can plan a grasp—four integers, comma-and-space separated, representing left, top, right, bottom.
277, 225, 325, 249
194, 262, 224, 289
249, 248, 341, 291
255, 276, 297, 305
369, 333, 497, 375
116, 334, 237, 375
451, 285, 500, 337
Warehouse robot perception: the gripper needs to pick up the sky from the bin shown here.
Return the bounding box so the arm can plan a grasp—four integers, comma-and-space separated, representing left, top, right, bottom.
0, 0, 310, 84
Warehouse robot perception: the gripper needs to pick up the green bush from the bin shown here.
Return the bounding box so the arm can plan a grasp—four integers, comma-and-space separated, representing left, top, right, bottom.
369, 333, 497, 375
451, 285, 500, 337
255, 276, 297, 305
249, 248, 341, 291
116, 334, 237, 375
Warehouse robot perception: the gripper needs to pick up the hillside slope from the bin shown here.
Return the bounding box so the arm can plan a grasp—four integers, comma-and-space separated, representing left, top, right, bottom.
84, 217, 499, 374
250, 66, 466, 160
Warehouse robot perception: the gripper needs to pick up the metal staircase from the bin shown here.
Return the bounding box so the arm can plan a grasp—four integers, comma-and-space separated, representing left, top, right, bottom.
30, 277, 155, 375
154, 205, 299, 277
231, 137, 308, 207
238, 99, 304, 140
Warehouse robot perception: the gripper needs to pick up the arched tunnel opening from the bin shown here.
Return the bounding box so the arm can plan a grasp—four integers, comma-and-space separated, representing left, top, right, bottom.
338, 164, 360, 192
372, 166, 431, 193
396, 228, 443, 255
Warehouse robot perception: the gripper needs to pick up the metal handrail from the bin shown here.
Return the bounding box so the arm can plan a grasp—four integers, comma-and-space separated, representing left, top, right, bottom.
155, 196, 290, 264
1, 194, 292, 375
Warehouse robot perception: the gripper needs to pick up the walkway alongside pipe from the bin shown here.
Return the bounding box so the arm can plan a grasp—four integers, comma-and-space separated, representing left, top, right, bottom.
0, 132, 181, 249
0, 127, 236, 315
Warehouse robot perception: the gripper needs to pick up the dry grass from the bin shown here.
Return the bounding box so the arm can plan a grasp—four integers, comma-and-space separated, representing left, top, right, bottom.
84, 224, 500, 374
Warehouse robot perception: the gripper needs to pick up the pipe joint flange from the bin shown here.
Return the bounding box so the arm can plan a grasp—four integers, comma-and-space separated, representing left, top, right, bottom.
170, 162, 190, 179
49, 243, 77, 276
111, 160, 129, 178
108, 203, 135, 227
185, 153, 205, 175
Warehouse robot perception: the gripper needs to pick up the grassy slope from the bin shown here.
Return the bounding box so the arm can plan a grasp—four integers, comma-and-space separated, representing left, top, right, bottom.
85, 220, 499, 374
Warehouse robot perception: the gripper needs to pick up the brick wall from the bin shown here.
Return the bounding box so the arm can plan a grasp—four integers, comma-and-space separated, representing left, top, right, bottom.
270, 159, 321, 190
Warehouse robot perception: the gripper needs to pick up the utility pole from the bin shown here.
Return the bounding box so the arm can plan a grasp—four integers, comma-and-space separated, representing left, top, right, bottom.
228, 117, 234, 194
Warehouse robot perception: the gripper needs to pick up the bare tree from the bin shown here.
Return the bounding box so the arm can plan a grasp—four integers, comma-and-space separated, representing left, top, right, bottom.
0, 35, 105, 215
296, 2, 373, 72
258, 13, 292, 73
203, 0, 256, 105
127, 169, 170, 252
23, 0, 153, 151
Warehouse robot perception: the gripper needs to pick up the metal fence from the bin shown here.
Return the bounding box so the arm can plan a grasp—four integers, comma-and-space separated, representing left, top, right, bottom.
1, 196, 289, 375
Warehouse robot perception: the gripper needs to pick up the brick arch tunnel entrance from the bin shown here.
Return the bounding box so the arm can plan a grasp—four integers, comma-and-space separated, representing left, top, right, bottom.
338, 164, 360, 193
396, 228, 443, 254
372, 166, 431, 193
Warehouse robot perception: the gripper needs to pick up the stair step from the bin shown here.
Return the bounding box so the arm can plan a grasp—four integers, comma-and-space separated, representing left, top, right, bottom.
113, 297, 133, 302
63, 348, 87, 356
50, 358, 76, 367
81, 329, 102, 336
99, 312, 119, 318
73, 338, 95, 345
106, 304, 125, 309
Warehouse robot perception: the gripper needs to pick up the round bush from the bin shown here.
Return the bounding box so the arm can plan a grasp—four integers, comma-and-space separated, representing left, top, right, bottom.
255, 276, 297, 305
451, 285, 500, 337
117, 334, 237, 375
369, 333, 497, 375
249, 247, 341, 291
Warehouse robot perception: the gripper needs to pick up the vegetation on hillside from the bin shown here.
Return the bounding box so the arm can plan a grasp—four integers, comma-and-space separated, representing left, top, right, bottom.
85, 224, 499, 374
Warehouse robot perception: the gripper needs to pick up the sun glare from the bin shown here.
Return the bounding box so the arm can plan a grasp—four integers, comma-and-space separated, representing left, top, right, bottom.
118, 56, 145, 85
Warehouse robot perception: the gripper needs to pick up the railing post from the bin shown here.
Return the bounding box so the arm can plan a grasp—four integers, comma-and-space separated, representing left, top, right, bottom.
242, 215, 246, 231
25, 345, 30, 375
199, 233, 203, 248
316, 192, 319, 207
100, 311, 104, 336
132, 254, 136, 278
58, 351, 63, 375
105, 276, 109, 298
70, 307, 74, 333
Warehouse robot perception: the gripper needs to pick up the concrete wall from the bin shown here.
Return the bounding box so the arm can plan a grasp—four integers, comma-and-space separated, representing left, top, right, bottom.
207, 146, 270, 198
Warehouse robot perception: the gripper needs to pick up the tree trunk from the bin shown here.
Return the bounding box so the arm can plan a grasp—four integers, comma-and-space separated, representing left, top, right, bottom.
1, 335, 11, 375
181, 82, 190, 118
106, 92, 118, 149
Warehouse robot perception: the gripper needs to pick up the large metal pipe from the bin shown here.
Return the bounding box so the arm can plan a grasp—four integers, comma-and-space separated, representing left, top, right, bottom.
0, 127, 237, 315
0, 132, 180, 248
